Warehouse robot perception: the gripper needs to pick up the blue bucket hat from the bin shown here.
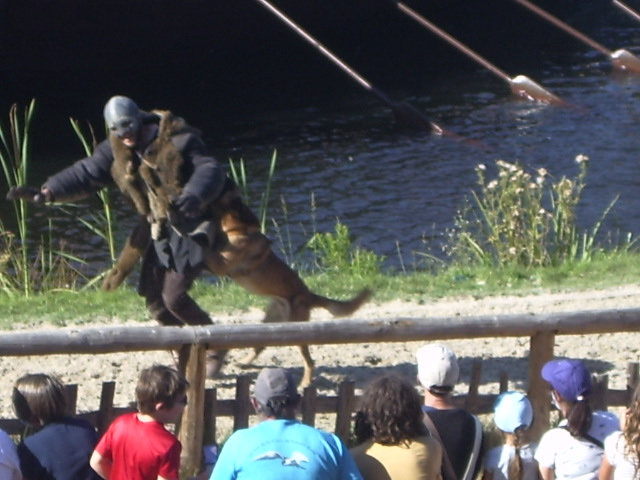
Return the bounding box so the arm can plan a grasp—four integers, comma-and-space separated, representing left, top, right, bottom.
541, 358, 591, 402
493, 391, 533, 433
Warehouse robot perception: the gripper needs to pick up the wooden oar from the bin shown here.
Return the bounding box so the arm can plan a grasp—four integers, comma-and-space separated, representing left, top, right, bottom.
514, 0, 640, 73
254, 0, 446, 135
613, 0, 640, 24
395, 1, 567, 106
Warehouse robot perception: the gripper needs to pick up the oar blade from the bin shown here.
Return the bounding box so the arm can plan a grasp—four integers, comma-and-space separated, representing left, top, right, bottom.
509, 75, 568, 106
390, 101, 442, 134
611, 49, 640, 74
390, 102, 493, 149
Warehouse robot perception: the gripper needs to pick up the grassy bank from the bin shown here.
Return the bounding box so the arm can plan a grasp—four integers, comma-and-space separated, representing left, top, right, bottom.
2, 250, 639, 329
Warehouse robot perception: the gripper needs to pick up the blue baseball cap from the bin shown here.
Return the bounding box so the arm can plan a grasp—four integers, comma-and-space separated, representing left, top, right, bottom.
541, 359, 591, 402
493, 391, 533, 433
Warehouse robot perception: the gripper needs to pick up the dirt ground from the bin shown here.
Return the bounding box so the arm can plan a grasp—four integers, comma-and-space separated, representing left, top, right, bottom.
1, 284, 639, 438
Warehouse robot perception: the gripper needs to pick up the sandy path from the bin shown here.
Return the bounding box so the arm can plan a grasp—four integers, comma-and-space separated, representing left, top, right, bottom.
1, 284, 639, 436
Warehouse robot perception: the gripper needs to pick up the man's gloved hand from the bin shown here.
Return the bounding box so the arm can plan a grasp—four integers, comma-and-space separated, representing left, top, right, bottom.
174, 194, 201, 218
6, 185, 52, 203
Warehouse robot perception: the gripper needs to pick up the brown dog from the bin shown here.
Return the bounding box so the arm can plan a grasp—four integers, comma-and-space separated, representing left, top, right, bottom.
103, 187, 371, 386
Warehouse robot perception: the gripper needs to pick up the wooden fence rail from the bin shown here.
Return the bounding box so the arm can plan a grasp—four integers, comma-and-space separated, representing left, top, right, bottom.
1, 307, 639, 355
1, 307, 639, 475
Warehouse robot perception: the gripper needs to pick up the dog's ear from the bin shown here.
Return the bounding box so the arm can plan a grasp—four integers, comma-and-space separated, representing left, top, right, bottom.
234, 200, 261, 226
217, 188, 239, 207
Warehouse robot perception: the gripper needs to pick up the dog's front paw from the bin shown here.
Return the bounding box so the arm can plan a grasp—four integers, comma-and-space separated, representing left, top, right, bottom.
102, 267, 125, 291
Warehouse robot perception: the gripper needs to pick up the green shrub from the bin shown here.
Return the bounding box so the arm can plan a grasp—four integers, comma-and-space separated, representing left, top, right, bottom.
447, 156, 631, 269
307, 221, 384, 276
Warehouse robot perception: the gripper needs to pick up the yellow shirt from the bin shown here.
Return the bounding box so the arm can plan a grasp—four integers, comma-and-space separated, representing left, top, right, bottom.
350, 435, 443, 480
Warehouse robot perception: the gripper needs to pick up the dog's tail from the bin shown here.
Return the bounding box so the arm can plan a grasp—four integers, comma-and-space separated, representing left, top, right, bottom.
311, 288, 372, 317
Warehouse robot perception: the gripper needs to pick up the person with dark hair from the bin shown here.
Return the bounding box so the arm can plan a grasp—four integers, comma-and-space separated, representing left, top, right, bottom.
416, 343, 484, 480
12, 373, 100, 480
600, 382, 640, 479
6, 95, 228, 376
350, 374, 442, 480
483, 391, 539, 480
210, 367, 362, 480
535, 358, 619, 480
90, 364, 189, 480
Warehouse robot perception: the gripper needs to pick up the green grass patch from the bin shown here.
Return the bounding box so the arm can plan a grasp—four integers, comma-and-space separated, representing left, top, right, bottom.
2, 250, 639, 329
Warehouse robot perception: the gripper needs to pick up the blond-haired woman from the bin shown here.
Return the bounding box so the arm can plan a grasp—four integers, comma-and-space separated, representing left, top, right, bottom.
599, 383, 640, 479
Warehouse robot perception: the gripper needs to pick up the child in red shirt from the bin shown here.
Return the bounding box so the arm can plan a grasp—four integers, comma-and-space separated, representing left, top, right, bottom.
90, 365, 188, 480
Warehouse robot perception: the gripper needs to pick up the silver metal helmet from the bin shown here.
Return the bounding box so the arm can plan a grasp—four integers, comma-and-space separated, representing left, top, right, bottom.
103, 95, 142, 139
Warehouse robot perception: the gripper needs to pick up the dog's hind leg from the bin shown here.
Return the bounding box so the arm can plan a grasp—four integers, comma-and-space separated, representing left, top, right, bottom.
102, 216, 150, 291
237, 346, 265, 368
299, 345, 314, 388
238, 298, 290, 367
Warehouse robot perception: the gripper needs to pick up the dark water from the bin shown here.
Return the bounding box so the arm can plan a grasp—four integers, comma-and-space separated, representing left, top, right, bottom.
203, 21, 640, 270
4, 18, 640, 273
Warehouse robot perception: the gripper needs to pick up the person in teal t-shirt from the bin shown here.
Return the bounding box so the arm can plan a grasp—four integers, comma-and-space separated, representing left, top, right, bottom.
210, 368, 362, 480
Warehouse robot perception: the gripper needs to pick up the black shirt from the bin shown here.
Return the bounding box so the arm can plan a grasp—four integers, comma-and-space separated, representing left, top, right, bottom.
423, 406, 484, 480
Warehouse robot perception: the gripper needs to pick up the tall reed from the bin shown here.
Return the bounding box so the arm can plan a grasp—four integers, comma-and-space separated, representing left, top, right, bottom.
229, 150, 302, 266
1, 101, 92, 294
229, 149, 277, 234
0, 102, 120, 295
0, 101, 36, 295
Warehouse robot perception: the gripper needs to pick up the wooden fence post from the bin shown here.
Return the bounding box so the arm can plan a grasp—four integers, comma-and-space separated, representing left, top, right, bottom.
233, 375, 252, 431
528, 331, 554, 442
302, 385, 318, 427
96, 381, 115, 435
65, 384, 78, 416
627, 362, 639, 394
203, 388, 217, 446
178, 344, 207, 477
335, 381, 355, 444
499, 371, 508, 393
465, 360, 482, 411
592, 374, 608, 411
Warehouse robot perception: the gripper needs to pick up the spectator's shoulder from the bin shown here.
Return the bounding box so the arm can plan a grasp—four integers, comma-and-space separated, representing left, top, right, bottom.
538, 425, 571, 444
593, 409, 620, 425
592, 410, 621, 439
604, 429, 622, 448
